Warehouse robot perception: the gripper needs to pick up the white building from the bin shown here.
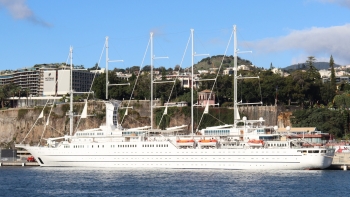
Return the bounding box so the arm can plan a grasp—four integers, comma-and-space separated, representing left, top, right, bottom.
318, 69, 331, 78
42, 69, 97, 96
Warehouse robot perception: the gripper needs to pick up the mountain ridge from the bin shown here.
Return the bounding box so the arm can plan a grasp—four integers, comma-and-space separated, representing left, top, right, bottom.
281, 62, 341, 71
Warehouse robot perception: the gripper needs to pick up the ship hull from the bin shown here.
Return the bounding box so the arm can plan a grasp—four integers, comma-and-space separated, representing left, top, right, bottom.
17, 143, 333, 170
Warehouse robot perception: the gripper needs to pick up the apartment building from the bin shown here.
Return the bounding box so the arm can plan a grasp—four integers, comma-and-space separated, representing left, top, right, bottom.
1, 65, 98, 97
0, 67, 40, 96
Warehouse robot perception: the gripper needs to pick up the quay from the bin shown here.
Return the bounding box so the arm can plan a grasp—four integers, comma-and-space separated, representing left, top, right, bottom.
0, 161, 39, 167
328, 152, 350, 170
0, 149, 39, 166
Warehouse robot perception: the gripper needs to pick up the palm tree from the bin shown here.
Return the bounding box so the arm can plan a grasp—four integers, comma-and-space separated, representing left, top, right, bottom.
14, 86, 21, 108
8, 85, 21, 108
24, 88, 30, 107
0, 86, 5, 108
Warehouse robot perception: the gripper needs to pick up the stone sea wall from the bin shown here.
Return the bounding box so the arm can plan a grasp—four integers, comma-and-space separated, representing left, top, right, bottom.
0, 100, 289, 148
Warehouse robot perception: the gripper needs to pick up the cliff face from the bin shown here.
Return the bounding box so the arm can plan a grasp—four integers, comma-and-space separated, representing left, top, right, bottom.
0, 101, 284, 148
0, 102, 106, 148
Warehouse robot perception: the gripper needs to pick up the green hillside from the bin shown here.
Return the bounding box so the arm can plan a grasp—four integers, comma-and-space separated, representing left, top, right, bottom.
193, 55, 253, 73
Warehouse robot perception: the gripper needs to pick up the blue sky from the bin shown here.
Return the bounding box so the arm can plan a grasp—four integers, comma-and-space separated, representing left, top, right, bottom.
1, 0, 350, 71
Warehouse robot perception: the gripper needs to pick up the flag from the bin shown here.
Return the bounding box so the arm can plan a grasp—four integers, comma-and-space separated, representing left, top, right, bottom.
81, 100, 87, 118
38, 110, 43, 119
234, 107, 240, 120
163, 106, 168, 115
204, 103, 209, 114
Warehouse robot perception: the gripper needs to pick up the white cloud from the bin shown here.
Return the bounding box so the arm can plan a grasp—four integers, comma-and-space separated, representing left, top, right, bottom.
316, 0, 350, 9
245, 24, 350, 65
0, 0, 51, 27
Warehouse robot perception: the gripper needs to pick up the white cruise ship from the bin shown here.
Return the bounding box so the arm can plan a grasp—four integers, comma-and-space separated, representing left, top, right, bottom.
16, 26, 334, 170
15, 100, 334, 169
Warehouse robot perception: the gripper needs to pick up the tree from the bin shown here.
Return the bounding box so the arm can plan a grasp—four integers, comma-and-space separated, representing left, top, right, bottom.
291, 108, 346, 139
133, 72, 151, 100
330, 55, 337, 97
0, 83, 19, 108
88, 63, 100, 71
91, 73, 107, 99
0, 86, 5, 108
161, 67, 166, 81
167, 67, 173, 73
303, 56, 322, 107
333, 93, 350, 109
143, 65, 151, 72
174, 65, 181, 71
23, 88, 30, 106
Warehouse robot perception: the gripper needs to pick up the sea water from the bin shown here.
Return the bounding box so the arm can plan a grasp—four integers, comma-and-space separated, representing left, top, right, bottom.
0, 167, 349, 197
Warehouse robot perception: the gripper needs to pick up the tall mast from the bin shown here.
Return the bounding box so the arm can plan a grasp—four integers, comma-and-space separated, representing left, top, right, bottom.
150, 32, 154, 131
191, 29, 209, 134
191, 29, 194, 135
69, 46, 74, 136
106, 36, 109, 99
233, 25, 252, 124
233, 25, 238, 124
150, 32, 168, 131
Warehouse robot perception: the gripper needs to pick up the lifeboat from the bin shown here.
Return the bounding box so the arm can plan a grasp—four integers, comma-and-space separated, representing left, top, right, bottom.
198, 139, 217, 146
176, 139, 195, 146
199, 139, 217, 143
247, 139, 264, 147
